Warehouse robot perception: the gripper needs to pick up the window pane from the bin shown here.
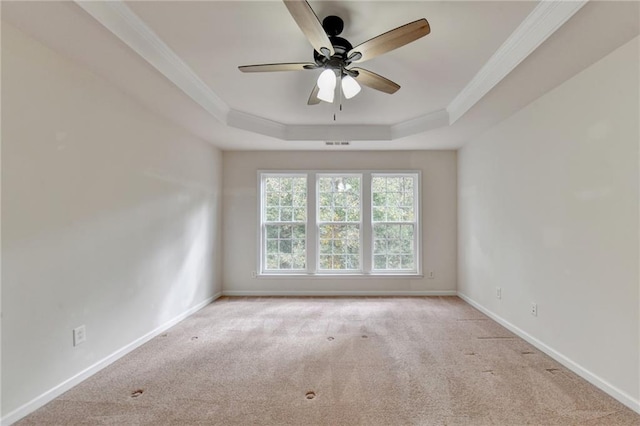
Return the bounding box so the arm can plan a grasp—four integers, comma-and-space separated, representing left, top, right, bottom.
401, 255, 414, 270
319, 255, 332, 269
266, 207, 278, 221
266, 254, 278, 269
281, 193, 293, 206
372, 176, 415, 224
267, 240, 278, 253
374, 255, 386, 269
372, 222, 415, 271
318, 224, 360, 270
317, 176, 361, 223
264, 224, 306, 271
266, 226, 278, 239
264, 176, 307, 223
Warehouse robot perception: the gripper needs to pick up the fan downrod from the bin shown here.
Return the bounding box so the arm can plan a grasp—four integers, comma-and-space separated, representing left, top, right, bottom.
322, 15, 344, 36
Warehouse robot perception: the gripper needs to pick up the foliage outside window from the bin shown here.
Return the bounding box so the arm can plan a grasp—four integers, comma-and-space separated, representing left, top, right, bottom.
259, 171, 420, 275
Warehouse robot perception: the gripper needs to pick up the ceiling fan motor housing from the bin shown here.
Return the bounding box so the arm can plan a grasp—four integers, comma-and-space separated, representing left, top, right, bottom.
314, 35, 353, 67
313, 15, 355, 69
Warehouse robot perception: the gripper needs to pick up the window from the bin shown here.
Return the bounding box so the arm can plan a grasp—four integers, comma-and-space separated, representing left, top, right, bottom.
262, 174, 307, 271
317, 175, 362, 271
259, 171, 420, 275
372, 175, 417, 272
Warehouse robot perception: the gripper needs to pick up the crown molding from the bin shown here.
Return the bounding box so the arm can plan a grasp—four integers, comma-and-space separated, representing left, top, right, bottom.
75, 0, 586, 142
75, 0, 229, 123
446, 0, 588, 124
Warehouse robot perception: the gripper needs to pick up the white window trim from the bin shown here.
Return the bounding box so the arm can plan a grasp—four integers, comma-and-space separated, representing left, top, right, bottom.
258, 170, 422, 277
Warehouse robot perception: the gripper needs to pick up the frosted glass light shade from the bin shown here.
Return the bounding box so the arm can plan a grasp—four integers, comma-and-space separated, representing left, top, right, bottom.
317, 69, 336, 103
341, 75, 361, 99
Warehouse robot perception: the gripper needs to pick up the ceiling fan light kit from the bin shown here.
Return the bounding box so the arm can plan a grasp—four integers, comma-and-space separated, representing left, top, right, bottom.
341, 75, 361, 99
317, 69, 337, 103
239, 0, 430, 106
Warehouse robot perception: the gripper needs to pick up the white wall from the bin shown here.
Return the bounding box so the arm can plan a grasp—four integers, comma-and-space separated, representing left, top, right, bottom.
1, 24, 223, 419
223, 150, 457, 294
458, 37, 639, 410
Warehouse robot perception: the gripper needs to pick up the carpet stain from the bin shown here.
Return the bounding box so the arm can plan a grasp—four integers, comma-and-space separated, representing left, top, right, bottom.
130, 389, 144, 398
327, 336, 334, 341
305, 391, 316, 400
521, 351, 535, 355
546, 368, 561, 374
361, 335, 368, 339
191, 336, 198, 341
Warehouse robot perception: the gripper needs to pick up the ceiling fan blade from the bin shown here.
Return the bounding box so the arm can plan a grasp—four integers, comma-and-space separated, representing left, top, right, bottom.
350, 68, 400, 94
283, 0, 334, 57
347, 19, 430, 64
238, 63, 317, 73
307, 83, 321, 105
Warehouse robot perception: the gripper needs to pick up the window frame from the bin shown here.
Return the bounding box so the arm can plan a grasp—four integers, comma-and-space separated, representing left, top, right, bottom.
316, 173, 364, 274
370, 173, 420, 275
258, 170, 422, 277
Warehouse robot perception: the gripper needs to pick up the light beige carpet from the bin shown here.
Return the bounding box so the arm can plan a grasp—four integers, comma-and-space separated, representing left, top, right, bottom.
17, 297, 640, 425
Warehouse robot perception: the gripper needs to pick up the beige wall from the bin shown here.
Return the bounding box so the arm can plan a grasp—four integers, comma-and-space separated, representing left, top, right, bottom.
1, 24, 223, 419
222, 150, 457, 294
458, 37, 639, 409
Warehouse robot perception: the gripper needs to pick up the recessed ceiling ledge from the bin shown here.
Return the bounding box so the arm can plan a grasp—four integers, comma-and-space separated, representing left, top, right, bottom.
285, 124, 392, 141
391, 109, 449, 139
227, 110, 287, 139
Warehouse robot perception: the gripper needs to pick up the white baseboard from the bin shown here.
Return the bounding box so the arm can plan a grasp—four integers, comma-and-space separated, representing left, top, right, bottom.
222, 290, 457, 296
1, 292, 222, 426
457, 292, 640, 415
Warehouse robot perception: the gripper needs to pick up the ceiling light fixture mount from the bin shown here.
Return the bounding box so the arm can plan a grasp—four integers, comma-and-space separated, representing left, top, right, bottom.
238, 0, 430, 106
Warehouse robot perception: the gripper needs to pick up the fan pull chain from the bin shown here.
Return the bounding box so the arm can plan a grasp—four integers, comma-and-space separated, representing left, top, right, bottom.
333, 76, 344, 121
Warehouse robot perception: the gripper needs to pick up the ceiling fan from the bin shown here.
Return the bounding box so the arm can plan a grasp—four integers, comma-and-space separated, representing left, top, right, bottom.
238, 0, 430, 105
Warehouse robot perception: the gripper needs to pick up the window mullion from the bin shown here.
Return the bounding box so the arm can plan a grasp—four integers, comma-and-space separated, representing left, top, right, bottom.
362, 172, 372, 274
308, 172, 317, 274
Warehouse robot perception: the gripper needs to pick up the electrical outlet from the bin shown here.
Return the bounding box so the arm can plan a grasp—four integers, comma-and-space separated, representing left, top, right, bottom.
496, 287, 502, 299
251, 271, 257, 278
428, 271, 435, 279
73, 325, 86, 346
531, 303, 538, 317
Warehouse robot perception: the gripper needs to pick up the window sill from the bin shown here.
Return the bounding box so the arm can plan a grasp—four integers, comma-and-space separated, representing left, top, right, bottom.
257, 273, 424, 280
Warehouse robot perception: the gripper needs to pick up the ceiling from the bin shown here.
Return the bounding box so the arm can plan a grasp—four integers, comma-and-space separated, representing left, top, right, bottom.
2, 1, 639, 150
126, 1, 535, 126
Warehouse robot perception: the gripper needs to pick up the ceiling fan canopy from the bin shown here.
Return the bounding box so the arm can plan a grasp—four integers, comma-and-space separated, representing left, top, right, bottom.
238, 0, 431, 105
